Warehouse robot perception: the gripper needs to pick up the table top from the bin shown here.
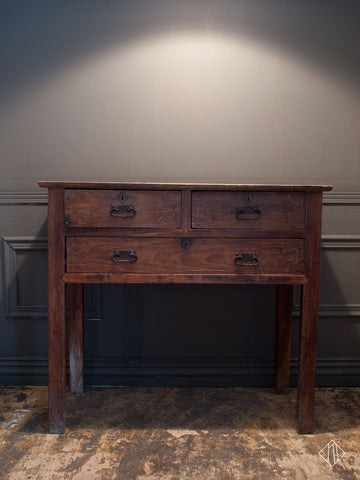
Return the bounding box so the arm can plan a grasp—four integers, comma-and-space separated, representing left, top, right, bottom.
38, 181, 333, 192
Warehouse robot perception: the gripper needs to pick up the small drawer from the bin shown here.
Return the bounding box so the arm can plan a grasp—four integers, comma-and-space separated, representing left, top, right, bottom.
64, 190, 181, 228
66, 237, 305, 275
192, 191, 306, 229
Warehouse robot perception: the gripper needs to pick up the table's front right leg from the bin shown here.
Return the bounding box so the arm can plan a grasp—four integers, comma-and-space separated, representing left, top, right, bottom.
47, 187, 66, 434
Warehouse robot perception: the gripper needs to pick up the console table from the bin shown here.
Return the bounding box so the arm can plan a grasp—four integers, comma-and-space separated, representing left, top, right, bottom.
38, 181, 332, 434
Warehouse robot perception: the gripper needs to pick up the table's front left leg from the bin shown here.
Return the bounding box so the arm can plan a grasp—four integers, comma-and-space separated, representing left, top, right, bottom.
47, 187, 66, 434
48, 278, 66, 433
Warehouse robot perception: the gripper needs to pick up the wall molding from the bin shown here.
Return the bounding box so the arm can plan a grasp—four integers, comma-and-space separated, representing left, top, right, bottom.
319, 304, 360, 317
2, 237, 48, 318
2, 236, 102, 320
1, 235, 358, 320
0, 192, 48, 205
321, 235, 360, 249
0, 356, 359, 386
0, 191, 360, 206
323, 192, 360, 204
294, 304, 360, 318
0, 190, 359, 384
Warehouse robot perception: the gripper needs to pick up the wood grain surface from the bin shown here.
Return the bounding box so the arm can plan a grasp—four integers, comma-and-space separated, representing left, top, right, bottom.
65, 189, 181, 228
66, 237, 305, 275
192, 191, 306, 229
41, 182, 332, 434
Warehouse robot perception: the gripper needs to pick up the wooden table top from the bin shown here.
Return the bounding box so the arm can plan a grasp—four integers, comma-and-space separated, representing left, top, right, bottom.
38, 181, 333, 192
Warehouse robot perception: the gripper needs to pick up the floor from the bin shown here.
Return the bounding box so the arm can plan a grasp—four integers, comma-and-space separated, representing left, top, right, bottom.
0, 386, 359, 479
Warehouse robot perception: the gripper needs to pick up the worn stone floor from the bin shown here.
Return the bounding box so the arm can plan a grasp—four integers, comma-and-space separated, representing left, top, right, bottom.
0, 386, 359, 479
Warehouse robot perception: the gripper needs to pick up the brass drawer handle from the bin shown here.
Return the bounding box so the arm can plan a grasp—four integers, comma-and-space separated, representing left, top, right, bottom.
112, 250, 137, 263
235, 206, 262, 220
110, 204, 136, 218
234, 253, 260, 266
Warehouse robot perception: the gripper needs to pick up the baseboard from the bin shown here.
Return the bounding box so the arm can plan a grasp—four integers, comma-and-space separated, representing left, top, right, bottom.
1, 356, 359, 387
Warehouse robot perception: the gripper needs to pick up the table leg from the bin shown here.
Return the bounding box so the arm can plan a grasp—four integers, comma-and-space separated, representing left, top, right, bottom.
275, 285, 293, 393
48, 279, 66, 433
296, 192, 322, 434
68, 284, 84, 393
297, 281, 320, 434
48, 187, 66, 434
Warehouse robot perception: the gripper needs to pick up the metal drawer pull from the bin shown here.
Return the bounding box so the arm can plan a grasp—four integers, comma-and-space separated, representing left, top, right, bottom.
234, 253, 260, 266
112, 250, 137, 263
110, 204, 136, 218
235, 206, 262, 220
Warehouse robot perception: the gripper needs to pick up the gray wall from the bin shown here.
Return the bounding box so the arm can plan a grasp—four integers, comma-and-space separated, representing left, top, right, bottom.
1, 0, 359, 386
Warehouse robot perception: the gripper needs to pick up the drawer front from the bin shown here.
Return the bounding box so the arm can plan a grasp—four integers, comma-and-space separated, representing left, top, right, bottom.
192, 191, 306, 229
64, 190, 181, 228
66, 237, 305, 274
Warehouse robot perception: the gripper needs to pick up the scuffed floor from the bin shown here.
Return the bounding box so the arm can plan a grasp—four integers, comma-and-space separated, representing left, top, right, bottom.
0, 386, 359, 479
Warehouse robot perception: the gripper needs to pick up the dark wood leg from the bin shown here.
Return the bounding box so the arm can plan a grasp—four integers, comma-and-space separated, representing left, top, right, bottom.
296, 192, 323, 434
297, 281, 320, 434
48, 188, 66, 434
68, 284, 84, 393
275, 285, 293, 393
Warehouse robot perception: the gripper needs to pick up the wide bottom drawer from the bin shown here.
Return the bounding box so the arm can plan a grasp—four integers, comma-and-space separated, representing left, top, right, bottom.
66, 237, 305, 275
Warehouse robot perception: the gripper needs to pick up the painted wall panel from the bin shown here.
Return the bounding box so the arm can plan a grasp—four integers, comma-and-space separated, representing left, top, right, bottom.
0, 0, 359, 385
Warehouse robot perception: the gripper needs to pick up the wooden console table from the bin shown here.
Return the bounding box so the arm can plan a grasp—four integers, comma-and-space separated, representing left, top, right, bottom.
38, 181, 332, 434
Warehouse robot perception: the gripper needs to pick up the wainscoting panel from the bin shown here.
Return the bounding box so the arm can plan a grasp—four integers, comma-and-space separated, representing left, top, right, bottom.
3, 237, 48, 318
0, 191, 359, 386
